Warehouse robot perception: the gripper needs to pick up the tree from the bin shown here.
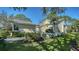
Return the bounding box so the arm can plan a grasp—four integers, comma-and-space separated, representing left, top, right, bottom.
62, 16, 72, 25
12, 7, 65, 15
72, 20, 79, 32
45, 8, 65, 36
61, 16, 73, 33
12, 7, 27, 11
0, 11, 12, 31
15, 14, 32, 22
42, 7, 65, 15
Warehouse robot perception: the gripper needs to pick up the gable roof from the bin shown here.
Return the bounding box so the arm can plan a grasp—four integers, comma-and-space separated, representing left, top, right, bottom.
8, 16, 32, 24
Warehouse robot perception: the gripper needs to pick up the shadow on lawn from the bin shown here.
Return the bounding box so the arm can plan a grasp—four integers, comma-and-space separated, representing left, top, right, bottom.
0, 42, 41, 51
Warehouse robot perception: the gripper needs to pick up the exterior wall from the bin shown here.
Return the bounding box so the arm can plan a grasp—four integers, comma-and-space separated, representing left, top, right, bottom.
0, 23, 4, 28
35, 26, 40, 33
64, 25, 68, 33
40, 19, 51, 32
40, 19, 50, 25
58, 21, 65, 33
39, 19, 65, 33
10, 22, 36, 33
17, 25, 36, 33
22, 28, 34, 33
40, 25, 52, 32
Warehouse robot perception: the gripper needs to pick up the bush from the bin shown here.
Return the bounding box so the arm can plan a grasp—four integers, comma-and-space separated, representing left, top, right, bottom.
38, 33, 77, 51
12, 32, 25, 37
25, 33, 40, 42
22, 32, 78, 51
0, 29, 9, 38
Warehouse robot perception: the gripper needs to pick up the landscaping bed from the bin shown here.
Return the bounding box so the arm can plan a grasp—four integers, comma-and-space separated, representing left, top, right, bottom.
0, 31, 79, 51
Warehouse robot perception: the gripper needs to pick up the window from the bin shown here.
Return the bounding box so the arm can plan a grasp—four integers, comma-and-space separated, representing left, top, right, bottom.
14, 24, 19, 30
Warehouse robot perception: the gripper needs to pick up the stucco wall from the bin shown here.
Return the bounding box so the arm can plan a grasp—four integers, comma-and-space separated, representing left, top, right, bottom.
39, 19, 65, 33
58, 21, 65, 33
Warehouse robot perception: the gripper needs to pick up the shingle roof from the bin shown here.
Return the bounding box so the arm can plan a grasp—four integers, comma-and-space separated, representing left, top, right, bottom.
8, 16, 32, 24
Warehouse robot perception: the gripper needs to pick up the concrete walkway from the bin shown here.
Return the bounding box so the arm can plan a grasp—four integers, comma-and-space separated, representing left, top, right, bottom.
4, 37, 26, 43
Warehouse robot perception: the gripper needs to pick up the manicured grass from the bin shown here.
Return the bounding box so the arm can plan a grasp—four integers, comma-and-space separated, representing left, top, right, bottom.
0, 42, 44, 51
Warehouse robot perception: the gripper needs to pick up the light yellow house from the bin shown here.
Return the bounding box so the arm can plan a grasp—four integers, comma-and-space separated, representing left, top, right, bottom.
7, 16, 36, 33
3, 14, 66, 34
39, 18, 65, 33
39, 19, 52, 32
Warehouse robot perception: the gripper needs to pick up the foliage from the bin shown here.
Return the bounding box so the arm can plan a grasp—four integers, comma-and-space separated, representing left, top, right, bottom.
0, 29, 9, 38
25, 33, 40, 42
15, 14, 32, 22
12, 32, 25, 37
42, 7, 65, 15
12, 7, 27, 11
0, 42, 42, 51
12, 7, 65, 15
37, 32, 78, 51
0, 31, 79, 51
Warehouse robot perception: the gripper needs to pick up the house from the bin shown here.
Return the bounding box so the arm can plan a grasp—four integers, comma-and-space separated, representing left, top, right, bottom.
39, 18, 65, 34
8, 16, 37, 33
0, 13, 67, 34
0, 14, 37, 33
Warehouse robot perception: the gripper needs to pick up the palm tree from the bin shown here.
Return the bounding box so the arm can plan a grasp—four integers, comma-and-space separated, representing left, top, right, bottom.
47, 12, 58, 32
12, 7, 65, 14
12, 7, 27, 11
44, 8, 65, 36
42, 7, 63, 14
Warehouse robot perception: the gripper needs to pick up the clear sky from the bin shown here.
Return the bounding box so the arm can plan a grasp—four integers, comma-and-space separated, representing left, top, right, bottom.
0, 7, 79, 24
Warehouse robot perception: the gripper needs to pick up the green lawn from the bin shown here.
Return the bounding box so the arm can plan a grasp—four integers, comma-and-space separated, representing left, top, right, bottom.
0, 32, 79, 51
0, 42, 44, 51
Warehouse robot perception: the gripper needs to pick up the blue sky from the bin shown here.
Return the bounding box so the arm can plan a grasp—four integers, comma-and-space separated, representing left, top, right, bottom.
0, 7, 79, 24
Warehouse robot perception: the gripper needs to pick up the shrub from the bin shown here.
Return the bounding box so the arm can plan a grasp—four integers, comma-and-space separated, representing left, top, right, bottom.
12, 32, 25, 37
38, 32, 77, 51
0, 29, 9, 38
25, 33, 40, 42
